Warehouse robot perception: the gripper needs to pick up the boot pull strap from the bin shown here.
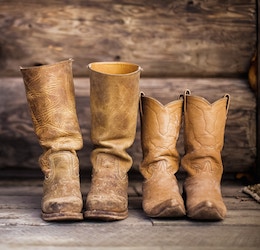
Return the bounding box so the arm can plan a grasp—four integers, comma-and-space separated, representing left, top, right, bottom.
139, 92, 145, 117
181, 89, 191, 112
224, 93, 231, 114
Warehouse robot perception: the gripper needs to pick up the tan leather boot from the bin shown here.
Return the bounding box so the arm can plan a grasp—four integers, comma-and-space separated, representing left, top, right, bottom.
139, 93, 186, 218
181, 90, 230, 220
84, 62, 141, 221
20, 59, 83, 221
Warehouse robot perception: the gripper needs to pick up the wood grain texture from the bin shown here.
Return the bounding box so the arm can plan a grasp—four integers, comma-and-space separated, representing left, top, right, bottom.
0, 180, 259, 249
0, 77, 256, 174
256, 0, 260, 182
0, 0, 256, 77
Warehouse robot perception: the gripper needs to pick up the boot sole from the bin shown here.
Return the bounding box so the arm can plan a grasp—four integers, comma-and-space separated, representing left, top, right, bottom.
84, 210, 128, 221
150, 209, 186, 218
42, 212, 83, 221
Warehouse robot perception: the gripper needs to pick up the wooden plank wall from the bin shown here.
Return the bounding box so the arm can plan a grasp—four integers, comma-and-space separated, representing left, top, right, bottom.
0, 0, 257, 176
0, 0, 256, 77
257, 0, 260, 182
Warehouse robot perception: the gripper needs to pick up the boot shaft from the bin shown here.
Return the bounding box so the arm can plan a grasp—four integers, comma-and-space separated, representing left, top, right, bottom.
183, 89, 230, 153
88, 62, 141, 158
182, 90, 230, 178
139, 93, 183, 178
20, 59, 83, 151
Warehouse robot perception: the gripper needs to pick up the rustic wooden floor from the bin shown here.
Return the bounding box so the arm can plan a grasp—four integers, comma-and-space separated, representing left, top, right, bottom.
0, 174, 259, 250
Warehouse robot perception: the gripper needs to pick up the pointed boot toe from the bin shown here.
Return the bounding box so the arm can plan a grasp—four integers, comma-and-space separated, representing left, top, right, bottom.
145, 198, 186, 218
187, 200, 227, 221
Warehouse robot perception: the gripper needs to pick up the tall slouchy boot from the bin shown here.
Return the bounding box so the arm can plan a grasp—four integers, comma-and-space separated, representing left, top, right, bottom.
20, 59, 83, 221
84, 62, 142, 221
139, 93, 185, 217
181, 90, 230, 220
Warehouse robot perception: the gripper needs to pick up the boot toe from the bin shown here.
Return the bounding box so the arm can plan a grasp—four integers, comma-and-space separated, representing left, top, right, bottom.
187, 200, 226, 221
85, 194, 128, 221
42, 196, 82, 214
144, 198, 186, 218
41, 196, 83, 221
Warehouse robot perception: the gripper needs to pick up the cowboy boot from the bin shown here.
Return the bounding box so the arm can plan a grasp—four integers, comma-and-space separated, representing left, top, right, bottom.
139, 93, 186, 217
20, 59, 83, 221
84, 62, 142, 221
181, 89, 230, 220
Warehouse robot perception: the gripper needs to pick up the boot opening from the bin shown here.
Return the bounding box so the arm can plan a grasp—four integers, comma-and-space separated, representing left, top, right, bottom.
89, 62, 140, 75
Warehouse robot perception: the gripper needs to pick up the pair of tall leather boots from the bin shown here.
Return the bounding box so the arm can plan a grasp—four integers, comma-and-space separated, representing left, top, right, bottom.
20, 59, 230, 222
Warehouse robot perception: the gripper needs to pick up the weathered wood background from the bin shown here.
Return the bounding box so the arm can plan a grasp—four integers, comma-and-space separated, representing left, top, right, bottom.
0, 0, 256, 77
0, 0, 257, 176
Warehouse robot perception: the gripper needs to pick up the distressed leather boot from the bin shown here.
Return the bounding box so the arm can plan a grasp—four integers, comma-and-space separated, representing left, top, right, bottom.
181, 90, 230, 220
20, 59, 83, 221
139, 93, 185, 218
84, 62, 141, 221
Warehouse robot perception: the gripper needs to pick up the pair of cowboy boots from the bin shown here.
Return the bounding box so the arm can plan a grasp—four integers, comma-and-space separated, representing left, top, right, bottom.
20, 59, 141, 221
140, 91, 230, 220
21, 59, 230, 222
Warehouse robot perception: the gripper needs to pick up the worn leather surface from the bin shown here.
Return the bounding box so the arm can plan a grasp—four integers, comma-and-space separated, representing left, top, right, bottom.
20, 59, 83, 221
181, 90, 230, 220
85, 62, 141, 221
139, 94, 185, 217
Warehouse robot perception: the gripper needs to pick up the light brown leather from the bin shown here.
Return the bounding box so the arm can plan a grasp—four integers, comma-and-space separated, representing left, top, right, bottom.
181, 89, 230, 220
20, 59, 83, 221
84, 62, 141, 221
139, 93, 185, 217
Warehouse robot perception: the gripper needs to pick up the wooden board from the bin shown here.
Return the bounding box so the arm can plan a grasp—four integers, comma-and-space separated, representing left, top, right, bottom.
0, 0, 256, 77
0, 179, 259, 249
0, 77, 256, 174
